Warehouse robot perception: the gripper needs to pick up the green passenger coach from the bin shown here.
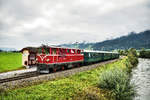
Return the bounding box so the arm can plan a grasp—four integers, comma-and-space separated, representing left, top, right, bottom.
82, 50, 119, 64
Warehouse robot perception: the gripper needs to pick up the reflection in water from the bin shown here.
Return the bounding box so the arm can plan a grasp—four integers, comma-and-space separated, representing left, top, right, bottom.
131, 58, 150, 100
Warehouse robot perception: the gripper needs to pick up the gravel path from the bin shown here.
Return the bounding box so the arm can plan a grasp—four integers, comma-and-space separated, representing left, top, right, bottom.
0, 67, 37, 79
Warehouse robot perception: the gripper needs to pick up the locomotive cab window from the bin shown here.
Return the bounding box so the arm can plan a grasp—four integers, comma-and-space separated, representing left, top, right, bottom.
67, 49, 70, 53
45, 48, 49, 54
59, 48, 65, 55
41, 48, 49, 54
71, 49, 75, 54
77, 50, 80, 54
58, 49, 62, 55
62, 49, 66, 54
52, 48, 57, 55
75, 50, 77, 54
38, 48, 42, 54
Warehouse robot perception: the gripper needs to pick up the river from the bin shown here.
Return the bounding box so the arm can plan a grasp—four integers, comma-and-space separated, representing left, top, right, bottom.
131, 58, 150, 100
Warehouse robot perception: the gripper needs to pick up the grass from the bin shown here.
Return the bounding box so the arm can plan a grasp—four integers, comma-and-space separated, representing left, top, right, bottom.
0, 57, 132, 100
0, 52, 22, 73
0, 58, 128, 100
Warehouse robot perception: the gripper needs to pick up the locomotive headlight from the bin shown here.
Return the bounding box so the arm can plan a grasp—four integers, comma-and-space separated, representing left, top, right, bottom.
47, 59, 50, 61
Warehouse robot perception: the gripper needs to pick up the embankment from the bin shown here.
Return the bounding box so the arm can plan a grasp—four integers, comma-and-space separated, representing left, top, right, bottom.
0, 56, 137, 100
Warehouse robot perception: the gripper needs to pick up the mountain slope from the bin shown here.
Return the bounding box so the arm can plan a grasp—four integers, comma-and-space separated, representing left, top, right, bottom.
0, 47, 17, 52
93, 30, 150, 50
61, 30, 150, 50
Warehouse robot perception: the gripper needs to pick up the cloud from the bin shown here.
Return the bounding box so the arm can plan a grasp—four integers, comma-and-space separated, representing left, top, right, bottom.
0, 0, 149, 49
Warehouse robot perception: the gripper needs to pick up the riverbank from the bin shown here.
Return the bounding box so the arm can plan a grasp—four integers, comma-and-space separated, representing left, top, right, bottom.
0, 57, 135, 100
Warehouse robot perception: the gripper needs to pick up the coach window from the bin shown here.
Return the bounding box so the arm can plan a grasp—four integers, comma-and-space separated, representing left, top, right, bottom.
84, 53, 88, 57
89, 53, 91, 57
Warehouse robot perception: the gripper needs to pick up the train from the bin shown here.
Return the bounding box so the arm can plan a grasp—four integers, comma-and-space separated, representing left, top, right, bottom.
34, 46, 119, 73
21, 46, 119, 73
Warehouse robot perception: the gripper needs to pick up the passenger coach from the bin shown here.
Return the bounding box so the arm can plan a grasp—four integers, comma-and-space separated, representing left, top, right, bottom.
83, 50, 119, 64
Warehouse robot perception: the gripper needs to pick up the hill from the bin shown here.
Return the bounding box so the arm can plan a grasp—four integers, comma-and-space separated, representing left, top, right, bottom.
61, 30, 150, 51
93, 30, 150, 50
0, 47, 17, 52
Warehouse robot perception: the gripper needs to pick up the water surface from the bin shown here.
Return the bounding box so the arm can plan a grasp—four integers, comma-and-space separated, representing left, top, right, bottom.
131, 58, 150, 100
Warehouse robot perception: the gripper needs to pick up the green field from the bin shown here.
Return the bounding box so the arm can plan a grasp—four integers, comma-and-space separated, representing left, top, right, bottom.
0, 57, 131, 100
0, 52, 22, 73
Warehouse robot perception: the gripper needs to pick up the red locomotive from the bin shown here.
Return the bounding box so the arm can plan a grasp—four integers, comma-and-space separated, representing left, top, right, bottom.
36, 46, 84, 73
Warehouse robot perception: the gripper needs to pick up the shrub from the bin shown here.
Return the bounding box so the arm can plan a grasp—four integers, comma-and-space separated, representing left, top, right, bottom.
118, 49, 128, 56
127, 49, 138, 69
139, 48, 150, 58
127, 53, 138, 67
98, 68, 136, 100
128, 48, 138, 57
126, 48, 138, 71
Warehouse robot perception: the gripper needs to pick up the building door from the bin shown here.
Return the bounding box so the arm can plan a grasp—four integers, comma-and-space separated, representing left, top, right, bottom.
28, 53, 36, 66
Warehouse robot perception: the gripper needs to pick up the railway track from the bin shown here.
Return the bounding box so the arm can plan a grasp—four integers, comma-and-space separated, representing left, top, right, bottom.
0, 71, 39, 84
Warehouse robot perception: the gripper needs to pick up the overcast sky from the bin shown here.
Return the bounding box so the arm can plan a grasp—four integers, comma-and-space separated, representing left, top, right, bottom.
0, 0, 150, 50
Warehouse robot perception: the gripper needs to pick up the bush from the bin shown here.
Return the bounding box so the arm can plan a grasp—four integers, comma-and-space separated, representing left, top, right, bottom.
127, 53, 138, 67
128, 48, 138, 57
125, 48, 139, 72
127, 48, 138, 68
98, 68, 136, 100
118, 49, 128, 56
139, 49, 150, 58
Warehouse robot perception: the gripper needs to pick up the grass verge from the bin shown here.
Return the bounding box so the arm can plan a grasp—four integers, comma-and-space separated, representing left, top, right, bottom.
0, 57, 134, 100
0, 52, 22, 73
